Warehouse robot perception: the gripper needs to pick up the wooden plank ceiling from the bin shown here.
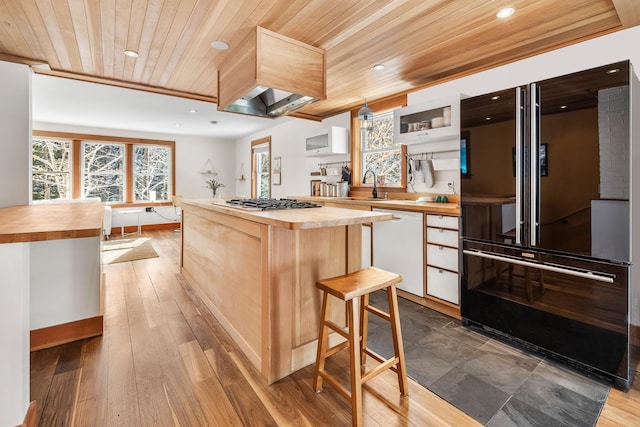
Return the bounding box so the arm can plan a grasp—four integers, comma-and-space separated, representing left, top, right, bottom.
0, 0, 639, 120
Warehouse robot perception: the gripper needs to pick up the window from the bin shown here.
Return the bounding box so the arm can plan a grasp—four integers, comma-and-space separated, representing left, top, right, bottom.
82, 142, 125, 202
362, 110, 402, 186
32, 131, 175, 205
32, 137, 72, 200
134, 145, 171, 201
251, 136, 271, 198
350, 95, 407, 195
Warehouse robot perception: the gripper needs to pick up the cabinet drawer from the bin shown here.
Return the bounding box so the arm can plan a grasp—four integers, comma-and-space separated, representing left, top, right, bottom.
426, 227, 459, 248
427, 266, 459, 304
426, 244, 458, 272
426, 214, 458, 230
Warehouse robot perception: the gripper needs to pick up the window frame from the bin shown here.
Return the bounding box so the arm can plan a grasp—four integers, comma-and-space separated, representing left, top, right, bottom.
350, 94, 408, 196
32, 130, 176, 207
251, 136, 271, 198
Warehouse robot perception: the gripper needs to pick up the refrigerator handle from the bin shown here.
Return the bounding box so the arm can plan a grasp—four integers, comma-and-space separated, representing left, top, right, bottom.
463, 249, 615, 283
515, 87, 525, 245
530, 83, 540, 246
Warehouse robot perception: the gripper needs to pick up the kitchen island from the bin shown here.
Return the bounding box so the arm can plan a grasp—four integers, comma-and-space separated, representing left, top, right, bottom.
179, 199, 393, 383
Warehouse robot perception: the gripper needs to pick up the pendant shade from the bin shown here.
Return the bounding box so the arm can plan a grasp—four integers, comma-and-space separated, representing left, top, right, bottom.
358, 101, 374, 131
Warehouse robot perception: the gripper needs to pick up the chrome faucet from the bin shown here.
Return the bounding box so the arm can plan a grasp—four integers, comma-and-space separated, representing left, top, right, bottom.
362, 169, 378, 199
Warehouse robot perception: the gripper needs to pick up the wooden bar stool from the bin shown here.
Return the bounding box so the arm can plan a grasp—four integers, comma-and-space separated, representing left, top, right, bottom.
312, 267, 409, 427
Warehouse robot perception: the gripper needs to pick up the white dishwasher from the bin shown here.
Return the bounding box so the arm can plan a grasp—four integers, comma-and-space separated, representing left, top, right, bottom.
372, 209, 424, 296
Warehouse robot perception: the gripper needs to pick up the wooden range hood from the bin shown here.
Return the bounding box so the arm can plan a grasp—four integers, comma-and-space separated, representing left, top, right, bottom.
217, 26, 326, 118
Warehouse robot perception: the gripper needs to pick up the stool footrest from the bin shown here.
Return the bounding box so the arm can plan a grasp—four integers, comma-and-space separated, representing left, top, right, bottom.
317, 370, 351, 400
324, 319, 349, 340
365, 304, 391, 322
364, 348, 400, 375
324, 340, 349, 359
361, 356, 401, 384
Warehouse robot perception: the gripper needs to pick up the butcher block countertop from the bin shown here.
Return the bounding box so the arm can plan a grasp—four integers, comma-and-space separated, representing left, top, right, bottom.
182, 198, 394, 230
291, 196, 460, 215
0, 203, 105, 244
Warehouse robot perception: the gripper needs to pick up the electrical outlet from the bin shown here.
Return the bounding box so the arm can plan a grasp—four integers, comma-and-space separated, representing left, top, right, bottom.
145, 207, 153, 212
447, 182, 455, 193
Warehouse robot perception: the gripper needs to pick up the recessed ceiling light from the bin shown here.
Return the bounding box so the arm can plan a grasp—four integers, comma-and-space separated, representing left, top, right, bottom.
491, 95, 500, 101
496, 7, 515, 19
560, 105, 567, 109
189, 109, 198, 113
211, 41, 229, 51
606, 68, 620, 74
485, 117, 492, 121
175, 123, 182, 127
372, 64, 385, 71
124, 50, 139, 58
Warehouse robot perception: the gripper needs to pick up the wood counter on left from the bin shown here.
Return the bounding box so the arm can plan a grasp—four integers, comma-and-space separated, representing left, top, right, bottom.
0, 202, 105, 351
180, 199, 393, 384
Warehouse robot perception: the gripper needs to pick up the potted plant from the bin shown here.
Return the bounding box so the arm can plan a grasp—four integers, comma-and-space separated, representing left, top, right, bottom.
204, 177, 225, 198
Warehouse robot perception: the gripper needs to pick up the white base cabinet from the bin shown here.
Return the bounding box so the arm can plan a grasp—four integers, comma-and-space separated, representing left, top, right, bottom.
373, 209, 424, 296
426, 214, 459, 304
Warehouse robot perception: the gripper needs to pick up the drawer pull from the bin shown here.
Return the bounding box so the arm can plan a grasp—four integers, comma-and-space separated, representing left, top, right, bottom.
438, 269, 444, 273
438, 246, 444, 250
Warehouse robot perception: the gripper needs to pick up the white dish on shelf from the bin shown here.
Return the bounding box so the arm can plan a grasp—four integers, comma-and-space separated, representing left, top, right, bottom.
431, 116, 445, 128
417, 196, 435, 203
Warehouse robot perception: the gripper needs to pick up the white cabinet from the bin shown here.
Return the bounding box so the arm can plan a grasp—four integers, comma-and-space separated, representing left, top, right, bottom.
304, 126, 349, 156
393, 97, 460, 144
373, 209, 424, 296
362, 224, 371, 268
426, 214, 459, 304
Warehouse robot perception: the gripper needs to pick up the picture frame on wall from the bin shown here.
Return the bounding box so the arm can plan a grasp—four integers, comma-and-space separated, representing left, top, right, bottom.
273, 156, 282, 185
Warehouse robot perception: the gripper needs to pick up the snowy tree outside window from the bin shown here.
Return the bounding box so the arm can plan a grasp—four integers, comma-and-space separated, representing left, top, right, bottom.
31, 134, 174, 203
134, 145, 170, 202
362, 110, 402, 186
82, 142, 125, 202
32, 137, 72, 200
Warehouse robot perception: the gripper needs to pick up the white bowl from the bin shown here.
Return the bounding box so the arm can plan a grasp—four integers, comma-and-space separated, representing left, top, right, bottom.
431, 117, 445, 128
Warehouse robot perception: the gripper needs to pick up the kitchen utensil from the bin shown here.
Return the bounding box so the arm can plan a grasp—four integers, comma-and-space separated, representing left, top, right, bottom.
420, 159, 434, 187
408, 158, 415, 186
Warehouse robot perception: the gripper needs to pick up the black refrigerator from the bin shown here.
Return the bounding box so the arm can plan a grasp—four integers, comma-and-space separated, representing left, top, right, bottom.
459, 60, 636, 389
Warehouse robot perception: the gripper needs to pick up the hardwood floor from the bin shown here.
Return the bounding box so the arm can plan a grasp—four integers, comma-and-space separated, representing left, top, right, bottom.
30, 230, 639, 426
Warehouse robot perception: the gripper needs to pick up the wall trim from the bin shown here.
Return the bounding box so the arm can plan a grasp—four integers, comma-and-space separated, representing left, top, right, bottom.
30, 316, 103, 352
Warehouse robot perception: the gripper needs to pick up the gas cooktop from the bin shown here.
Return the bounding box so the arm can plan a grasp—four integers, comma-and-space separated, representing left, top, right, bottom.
226, 198, 321, 211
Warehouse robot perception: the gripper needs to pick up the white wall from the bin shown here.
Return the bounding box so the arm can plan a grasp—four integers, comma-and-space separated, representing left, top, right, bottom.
0, 61, 31, 208
0, 60, 31, 425
30, 236, 102, 329
32, 122, 236, 227
0, 243, 30, 426
234, 112, 350, 198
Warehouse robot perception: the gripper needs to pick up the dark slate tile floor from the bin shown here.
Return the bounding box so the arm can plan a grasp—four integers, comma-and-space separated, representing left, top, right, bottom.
366, 291, 611, 426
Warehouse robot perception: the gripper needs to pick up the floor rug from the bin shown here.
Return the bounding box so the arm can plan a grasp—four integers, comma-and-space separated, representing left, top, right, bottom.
102, 237, 159, 264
